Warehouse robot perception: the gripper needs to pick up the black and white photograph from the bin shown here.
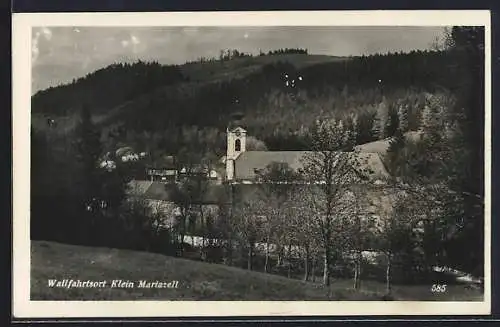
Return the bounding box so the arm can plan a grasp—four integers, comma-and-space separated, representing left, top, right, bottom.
12, 11, 491, 317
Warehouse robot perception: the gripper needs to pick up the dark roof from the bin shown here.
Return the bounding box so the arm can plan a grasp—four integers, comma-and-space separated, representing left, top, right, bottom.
128, 180, 396, 210
227, 121, 247, 131
228, 126, 247, 134
234, 151, 389, 181
128, 180, 226, 204
143, 182, 175, 201
147, 155, 176, 169
230, 183, 395, 213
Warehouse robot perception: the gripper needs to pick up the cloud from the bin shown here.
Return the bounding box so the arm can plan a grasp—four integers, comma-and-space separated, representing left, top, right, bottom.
32, 31, 41, 63
121, 35, 140, 51
120, 34, 142, 54
32, 26, 445, 93
32, 27, 53, 64
131, 35, 140, 45
41, 27, 52, 40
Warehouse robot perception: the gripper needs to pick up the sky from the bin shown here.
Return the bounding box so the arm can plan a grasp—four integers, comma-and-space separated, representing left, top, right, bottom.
31, 26, 446, 93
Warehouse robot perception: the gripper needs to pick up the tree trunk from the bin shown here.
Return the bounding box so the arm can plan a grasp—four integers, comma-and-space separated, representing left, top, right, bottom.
353, 263, 358, 290
386, 254, 392, 294
227, 238, 233, 265
303, 245, 310, 281
323, 248, 330, 286
247, 243, 253, 270
353, 250, 361, 290
323, 210, 332, 286
200, 215, 205, 248
312, 258, 316, 282
178, 232, 185, 257
200, 206, 206, 248
277, 245, 283, 266
264, 241, 270, 273
179, 212, 187, 249
287, 242, 293, 278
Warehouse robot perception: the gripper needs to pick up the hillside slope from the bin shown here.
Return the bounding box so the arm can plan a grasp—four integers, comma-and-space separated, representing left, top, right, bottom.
31, 53, 349, 137
179, 53, 347, 82
32, 54, 346, 116
31, 49, 456, 159
31, 241, 482, 301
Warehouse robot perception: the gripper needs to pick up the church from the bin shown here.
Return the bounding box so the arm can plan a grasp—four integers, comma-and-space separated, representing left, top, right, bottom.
127, 125, 395, 229
222, 126, 390, 184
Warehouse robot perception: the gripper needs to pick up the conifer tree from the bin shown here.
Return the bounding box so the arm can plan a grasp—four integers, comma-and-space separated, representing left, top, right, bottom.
358, 110, 376, 144
420, 94, 448, 150
385, 129, 406, 179
398, 103, 410, 133
386, 106, 400, 138
74, 104, 103, 210
345, 113, 359, 147
440, 26, 485, 275
372, 99, 390, 140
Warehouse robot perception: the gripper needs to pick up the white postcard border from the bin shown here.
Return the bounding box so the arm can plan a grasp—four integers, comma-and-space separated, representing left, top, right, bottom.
12, 10, 492, 318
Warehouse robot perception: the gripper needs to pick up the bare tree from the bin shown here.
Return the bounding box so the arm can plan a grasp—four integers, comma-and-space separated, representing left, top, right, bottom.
371, 184, 430, 294
332, 186, 371, 290
213, 192, 234, 265
255, 162, 298, 273
170, 148, 212, 252
170, 184, 190, 249
231, 201, 263, 270
300, 118, 371, 286
288, 189, 322, 281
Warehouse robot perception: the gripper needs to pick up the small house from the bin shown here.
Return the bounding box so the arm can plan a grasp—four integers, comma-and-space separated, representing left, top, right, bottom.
145, 155, 177, 183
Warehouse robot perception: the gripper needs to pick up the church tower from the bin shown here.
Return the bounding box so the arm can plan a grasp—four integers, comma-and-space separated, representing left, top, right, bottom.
226, 126, 246, 181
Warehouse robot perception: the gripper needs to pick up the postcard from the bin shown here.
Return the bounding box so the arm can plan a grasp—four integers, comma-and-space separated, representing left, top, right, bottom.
12, 10, 491, 318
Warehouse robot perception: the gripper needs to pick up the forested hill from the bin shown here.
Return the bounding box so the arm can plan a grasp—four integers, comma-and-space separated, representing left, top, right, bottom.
31, 28, 486, 280
32, 61, 187, 116
31, 53, 346, 117
32, 49, 454, 153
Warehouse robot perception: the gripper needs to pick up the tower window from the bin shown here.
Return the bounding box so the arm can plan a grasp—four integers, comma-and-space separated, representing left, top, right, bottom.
235, 139, 241, 152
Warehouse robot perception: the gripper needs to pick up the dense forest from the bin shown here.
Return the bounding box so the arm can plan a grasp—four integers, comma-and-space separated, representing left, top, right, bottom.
33, 47, 453, 155
32, 61, 187, 116
31, 28, 485, 284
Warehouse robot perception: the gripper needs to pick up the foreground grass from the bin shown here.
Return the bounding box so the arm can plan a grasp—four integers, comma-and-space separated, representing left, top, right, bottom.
31, 241, 483, 301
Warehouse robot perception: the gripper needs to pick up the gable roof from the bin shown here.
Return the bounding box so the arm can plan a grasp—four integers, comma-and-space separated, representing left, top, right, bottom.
228, 126, 247, 134
128, 180, 153, 196
231, 183, 396, 215
354, 139, 391, 154
127, 180, 225, 204
146, 155, 176, 169
227, 121, 247, 132
143, 182, 175, 201
233, 151, 389, 181
235, 151, 311, 180
354, 131, 424, 155
116, 146, 135, 157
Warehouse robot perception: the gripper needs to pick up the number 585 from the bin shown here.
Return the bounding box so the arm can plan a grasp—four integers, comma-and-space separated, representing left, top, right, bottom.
431, 284, 447, 292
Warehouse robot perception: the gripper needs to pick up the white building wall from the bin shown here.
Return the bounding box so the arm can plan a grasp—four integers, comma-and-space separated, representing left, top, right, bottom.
226, 127, 246, 180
